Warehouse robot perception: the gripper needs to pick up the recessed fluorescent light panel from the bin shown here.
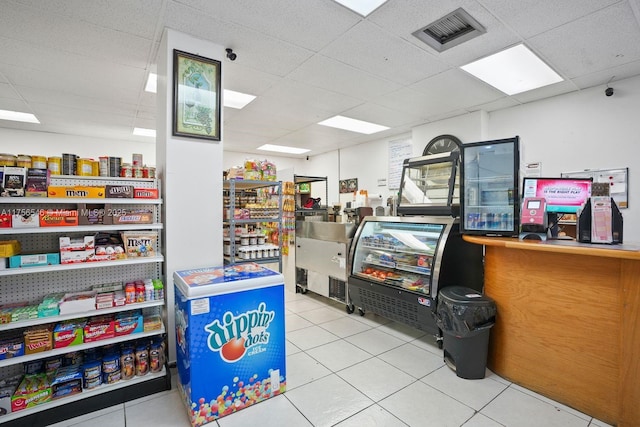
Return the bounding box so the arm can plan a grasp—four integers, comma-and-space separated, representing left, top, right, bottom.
145, 72, 157, 93
318, 115, 389, 134
133, 127, 156, 138
224, 89, 256, 109
460, 44, 563, 95
334, 0, 388, 16
257, 144, 310, 155
0, 109, 40, 124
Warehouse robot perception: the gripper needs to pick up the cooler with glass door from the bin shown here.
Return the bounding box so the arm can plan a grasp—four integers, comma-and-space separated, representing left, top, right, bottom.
460, 136, 520, 236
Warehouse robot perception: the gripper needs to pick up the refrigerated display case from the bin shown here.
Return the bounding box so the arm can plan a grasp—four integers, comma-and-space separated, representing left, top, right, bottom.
347, 216, 483, 336
460, 136, 520, 236
397, 152, 460, 217
295, 221, 356, 311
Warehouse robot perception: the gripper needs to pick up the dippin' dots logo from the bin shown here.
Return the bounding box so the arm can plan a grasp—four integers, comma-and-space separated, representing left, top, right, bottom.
205, 302, 275, 363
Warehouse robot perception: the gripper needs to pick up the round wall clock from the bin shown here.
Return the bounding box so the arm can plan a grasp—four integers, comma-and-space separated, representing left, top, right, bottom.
423, 134, 462, 156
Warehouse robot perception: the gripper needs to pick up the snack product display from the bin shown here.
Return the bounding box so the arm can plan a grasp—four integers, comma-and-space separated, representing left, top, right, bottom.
121, 231, 157, 257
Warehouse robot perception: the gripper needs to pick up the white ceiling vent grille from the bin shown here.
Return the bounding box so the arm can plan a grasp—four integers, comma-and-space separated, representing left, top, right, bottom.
413, 8, 486, 52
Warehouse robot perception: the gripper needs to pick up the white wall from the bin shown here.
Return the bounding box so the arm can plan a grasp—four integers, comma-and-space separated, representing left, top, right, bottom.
0, 128, 156, 165
488, 75, 640, 241
412, 110, 488, 151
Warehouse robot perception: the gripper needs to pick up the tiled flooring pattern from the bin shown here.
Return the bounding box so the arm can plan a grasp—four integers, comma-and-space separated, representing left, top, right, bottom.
50, 290, 613, 427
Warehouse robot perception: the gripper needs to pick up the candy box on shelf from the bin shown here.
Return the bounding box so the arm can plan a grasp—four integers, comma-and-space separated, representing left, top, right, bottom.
0, 214, 12, 228
110, 208, 153, 225
59, 235, 95, 252
105, 185, 134, 198
50, 366, 82, 400
95, 292, 114, 309
83, 315, 115, 342
11, 213, 39, 228
59, 291, 96, 314
114, 310, 143, 336
23, 325, 53, 355
39, 209, 78, 227
91, 232, 125, 261
133, 188, 158, 199
0, 302, 28, 324
25, 168, 49, 197
113, 291, 126, 307
0, 240, 20, 258
47, 186, 105, 198
53, 320, 86, 348
59, 249, 92, 264
0, 335, 24, 360
0, 375, 21, 416
9, 252, 59, 268
143, 315, 163, 332
11, 373, 52, 412
77, 203, 112, 225
1, 167, 26, 197
10, 305, 38, 322
121, 231, 157, 258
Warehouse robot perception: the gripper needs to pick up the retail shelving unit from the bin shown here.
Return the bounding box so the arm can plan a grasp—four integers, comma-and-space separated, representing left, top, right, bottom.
223, 179, 283, 272
0, 175, 170, 427
294, 175, 328, 221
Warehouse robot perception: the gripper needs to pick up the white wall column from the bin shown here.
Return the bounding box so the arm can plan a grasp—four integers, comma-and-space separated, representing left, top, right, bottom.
156, 28, 224, 363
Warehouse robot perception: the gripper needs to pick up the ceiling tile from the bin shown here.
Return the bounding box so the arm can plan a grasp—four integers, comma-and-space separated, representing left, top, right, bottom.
166, 2, 314, 77
468, 96, 520, 113
411, 69, 505, 110
479, 0, 621, 38
511, 80, 579, 104
287, 54, 402, 101
0, 83, 19, 99
263, 78, 363, 114
320, 21, 449, 85
340, 102, 423, 127
528, 2, 640, 78
571, 59, 640, 89
1, 3, 153, 69
174, 0, 360, 51
14, 0, 163, 39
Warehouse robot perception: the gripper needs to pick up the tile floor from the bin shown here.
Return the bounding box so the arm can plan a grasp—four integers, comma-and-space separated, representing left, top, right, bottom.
50, 290, 613, 427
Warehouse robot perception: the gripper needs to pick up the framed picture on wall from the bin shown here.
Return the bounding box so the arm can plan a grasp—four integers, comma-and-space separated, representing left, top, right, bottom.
172, 49, 221, 141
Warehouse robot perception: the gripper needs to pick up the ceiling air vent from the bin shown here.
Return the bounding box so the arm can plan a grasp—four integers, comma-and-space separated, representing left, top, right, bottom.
413, 8, 486, 52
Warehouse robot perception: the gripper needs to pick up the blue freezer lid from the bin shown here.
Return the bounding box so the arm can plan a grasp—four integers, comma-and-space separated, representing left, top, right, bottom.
173, 263, 284, 298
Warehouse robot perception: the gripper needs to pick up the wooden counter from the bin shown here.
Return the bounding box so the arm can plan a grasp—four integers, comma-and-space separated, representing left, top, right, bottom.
463, 236, 640, 427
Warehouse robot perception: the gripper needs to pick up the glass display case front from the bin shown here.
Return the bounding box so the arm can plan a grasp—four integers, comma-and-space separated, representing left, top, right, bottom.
397, 152, 460, 216
349, 218, 449, 296
347, 215, 483, 335
461, 136, 520, 235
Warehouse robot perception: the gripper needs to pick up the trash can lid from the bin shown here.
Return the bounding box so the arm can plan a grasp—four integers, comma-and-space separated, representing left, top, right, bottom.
438, 286, 495, 306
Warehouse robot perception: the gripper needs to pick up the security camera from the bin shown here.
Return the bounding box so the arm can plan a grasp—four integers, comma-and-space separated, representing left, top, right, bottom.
605, 87, 614, 97
226, 48, 237, 61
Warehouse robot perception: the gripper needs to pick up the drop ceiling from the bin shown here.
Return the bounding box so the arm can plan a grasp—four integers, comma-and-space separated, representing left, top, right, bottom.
1, 0, 640, 158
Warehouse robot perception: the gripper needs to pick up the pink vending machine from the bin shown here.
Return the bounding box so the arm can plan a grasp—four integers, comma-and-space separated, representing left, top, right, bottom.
174, 263, 286, 426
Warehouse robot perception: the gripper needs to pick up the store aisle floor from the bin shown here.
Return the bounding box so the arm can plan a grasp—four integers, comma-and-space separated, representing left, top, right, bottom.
50, 290, 612, 427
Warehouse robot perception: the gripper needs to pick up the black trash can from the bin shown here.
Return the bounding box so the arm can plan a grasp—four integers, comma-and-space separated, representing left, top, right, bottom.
435, 286, 496, 379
